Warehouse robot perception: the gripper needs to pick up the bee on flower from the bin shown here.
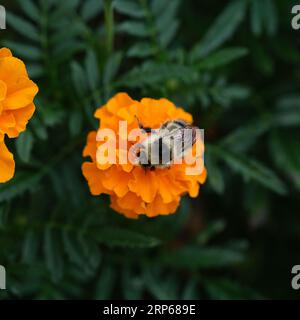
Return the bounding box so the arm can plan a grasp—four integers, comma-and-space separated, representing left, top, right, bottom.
82, 93, 207, 219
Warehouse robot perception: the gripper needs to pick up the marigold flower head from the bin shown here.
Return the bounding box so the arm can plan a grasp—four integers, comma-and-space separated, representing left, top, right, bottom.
82, 93, 207, 219
0, 48, 39, 183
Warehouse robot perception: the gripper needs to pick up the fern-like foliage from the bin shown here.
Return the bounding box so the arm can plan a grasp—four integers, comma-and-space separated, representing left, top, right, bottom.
0, 0, 299, 299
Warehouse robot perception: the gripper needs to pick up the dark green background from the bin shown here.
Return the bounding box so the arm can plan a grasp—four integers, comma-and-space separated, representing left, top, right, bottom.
0, 0, 299, 299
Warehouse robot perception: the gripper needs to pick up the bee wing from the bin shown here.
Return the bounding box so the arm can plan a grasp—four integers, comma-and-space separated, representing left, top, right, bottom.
162, 127, 196, 160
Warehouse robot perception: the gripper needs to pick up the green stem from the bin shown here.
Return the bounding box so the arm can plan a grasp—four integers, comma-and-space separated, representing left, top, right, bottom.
104, 0, 114, 54
139, 0, 160, 56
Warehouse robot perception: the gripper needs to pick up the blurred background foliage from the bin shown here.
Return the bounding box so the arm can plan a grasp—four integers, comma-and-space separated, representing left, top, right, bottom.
0, 0, 300, 299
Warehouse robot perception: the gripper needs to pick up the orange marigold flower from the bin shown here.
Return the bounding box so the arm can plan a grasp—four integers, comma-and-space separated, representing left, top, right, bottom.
0, 48, 39, 183
82, 93, 207, 219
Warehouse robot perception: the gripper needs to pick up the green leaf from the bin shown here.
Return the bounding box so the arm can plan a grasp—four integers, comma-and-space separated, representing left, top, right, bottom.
27, 64, 44, 78
197, 220, 226, 245
205, 152, 225, 194
155, 0, 180, 48
162, 246, 244, 270
94, 267, 116, 299
121, 268, 143, 300
44, 227, 64, 282
22, 230, 39, 264
143, 269, 179, 299
53, 40, 85, 62
220, 117, 271, 152
0, 171, 42, 202
250, 0, 278, 37
113, 0, 145, 18
155, 0, 180, 32
103, 51, 122, 85
56, 0, 81, 12
119, 62, 197, 88
204, 278, 260, 299
51, 22, 85, 44
181, 280, 200, 300
71, 61, 87, 97
62, 232, 86, 267
0, 203, 9, 228
81, 0, 103, 21
31, 117, 48, 140
219, 85, 250, 100
158, 20, 179, 49
2, 41, 42, 60
78, 236, 102, 271
212, 146, 287, 195
269, 132, 300, 189
275, 95, 300, 127
276, 95, 300, 110
251, 40, 274, 75
18, 0, 40, 22
127, 42, 156, 58
69, 110, 83, 136
117, 21, 149, 37
6, 12, 40, 42
85, 50, 100, 91
277, 114, 300, 128
38, 103, 65, 127
93, 227, 161, 248
198, 47, 248, 70
263, 0, 278, 36
16, 130, 34, 163
191, 0, 247, 60
250, 0, 263, 36
243, 184, 270, 227
151, 0, 169, 15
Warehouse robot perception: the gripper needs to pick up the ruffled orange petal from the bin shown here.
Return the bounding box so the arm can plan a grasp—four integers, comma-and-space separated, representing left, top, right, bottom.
110, 195, 139, 219
0, 80, 7, 101
4, 103, 35, 138
102, 166, 131, 198
128, 167, 158, 203
0, 135, 15, 183
106, 92, 136, 115
81, 162, 110, 195
155, 170, 184, 203
145, 195, 180, 217
0, 112, 16, 134
82, 131, 98, 162
0, 48, 12, 58
0, 57, 28, 88
3, 78, 38, 110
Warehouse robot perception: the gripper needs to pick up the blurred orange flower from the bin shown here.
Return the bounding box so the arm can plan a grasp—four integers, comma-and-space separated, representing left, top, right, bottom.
82, 93, 207, 218
0, 48, 39, 183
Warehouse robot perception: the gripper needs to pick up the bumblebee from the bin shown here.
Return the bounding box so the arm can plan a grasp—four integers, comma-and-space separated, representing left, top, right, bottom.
131, 118, 198, 170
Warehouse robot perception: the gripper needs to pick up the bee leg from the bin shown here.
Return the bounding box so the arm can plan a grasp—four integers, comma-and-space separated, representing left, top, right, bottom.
150, 166, 156, 171
135, 115, 152, 133
139, 123, 152, 133
140, 126, 152, 133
